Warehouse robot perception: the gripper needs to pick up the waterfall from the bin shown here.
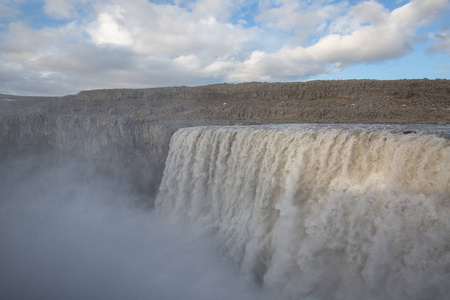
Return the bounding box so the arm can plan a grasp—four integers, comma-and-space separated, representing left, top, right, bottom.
156, 124, 450, 300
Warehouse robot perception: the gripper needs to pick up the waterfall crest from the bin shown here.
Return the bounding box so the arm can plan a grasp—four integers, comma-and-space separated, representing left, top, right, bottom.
156, 124, 450, 300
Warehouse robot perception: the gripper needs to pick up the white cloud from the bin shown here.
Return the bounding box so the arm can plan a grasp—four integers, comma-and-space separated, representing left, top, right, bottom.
192, 0, 234, 20
0, 0, 449, 95
85, 0, 253, 58
87, 5, 133, 46
41, 0, 95, 19
229, 0, 450, 81
175, 54, 202, 69
352, 1, 390, 25
227, 48, 326, 82
43, 0, 76, 19
329, 1, 390, 34
256, 0, 348, 45
1, 22, 75, 64
430, 30, 450, 55
0, 1, 20, 19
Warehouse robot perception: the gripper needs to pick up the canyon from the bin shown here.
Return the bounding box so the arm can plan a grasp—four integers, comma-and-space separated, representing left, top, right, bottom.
1, 79, 449, 201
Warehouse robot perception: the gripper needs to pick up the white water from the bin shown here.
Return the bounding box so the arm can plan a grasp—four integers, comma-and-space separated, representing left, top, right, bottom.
157, 124, 450, 300
0, 156, 269, 300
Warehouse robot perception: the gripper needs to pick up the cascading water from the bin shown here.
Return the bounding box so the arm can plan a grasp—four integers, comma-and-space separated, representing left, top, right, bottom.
156, 124, 450, 300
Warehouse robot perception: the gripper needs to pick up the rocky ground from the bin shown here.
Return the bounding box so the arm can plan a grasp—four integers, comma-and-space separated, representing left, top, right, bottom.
1, 79, 449, 124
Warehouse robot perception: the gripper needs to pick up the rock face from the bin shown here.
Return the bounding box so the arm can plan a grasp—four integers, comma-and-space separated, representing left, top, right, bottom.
0, 115, 176, 201
3, 79, 449, 123
1, 79, 449, 202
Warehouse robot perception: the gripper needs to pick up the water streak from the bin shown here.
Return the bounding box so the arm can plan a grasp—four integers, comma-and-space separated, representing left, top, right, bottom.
157, 124, 450, 300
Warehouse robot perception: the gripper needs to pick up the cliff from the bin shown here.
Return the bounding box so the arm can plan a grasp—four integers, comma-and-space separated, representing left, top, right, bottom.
1, 79, 449, 202
2, 79, 449, 123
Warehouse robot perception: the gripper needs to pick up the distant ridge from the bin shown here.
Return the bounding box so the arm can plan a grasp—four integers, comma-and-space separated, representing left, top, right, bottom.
2, 79, 449, 124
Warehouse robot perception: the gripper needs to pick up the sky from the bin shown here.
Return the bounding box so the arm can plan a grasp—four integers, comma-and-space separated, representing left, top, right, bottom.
0, 0, 449, 96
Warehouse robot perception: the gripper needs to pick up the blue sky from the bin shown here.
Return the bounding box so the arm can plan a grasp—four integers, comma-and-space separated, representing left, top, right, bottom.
0, 0, 449, 95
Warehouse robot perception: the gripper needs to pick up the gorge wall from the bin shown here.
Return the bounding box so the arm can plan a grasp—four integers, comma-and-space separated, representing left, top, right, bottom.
1, 79, 449, 202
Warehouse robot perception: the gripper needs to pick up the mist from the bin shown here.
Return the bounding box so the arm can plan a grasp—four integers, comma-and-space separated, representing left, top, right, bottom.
0, 154, 268, 300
